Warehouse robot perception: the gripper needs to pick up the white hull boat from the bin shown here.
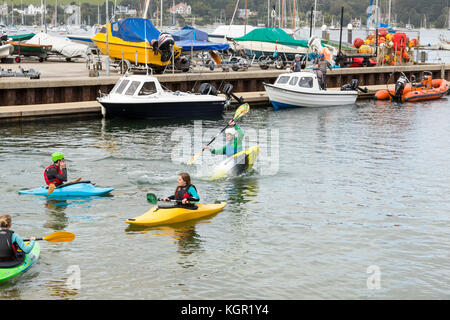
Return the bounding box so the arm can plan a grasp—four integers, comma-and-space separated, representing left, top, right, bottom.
0, 43, 13, 60
98, 74, 231, 119
263, 71, 359, 110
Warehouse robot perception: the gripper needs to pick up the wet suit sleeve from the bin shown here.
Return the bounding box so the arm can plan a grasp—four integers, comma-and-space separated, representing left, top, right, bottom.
234, 124, 244, 150
187, 186, 200, 202
46, 167, 68, 183
211, 145, 226, 155
12, 233, 35, 254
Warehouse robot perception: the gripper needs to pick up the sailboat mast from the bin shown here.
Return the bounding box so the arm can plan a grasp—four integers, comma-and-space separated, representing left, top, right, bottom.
244, 0, 247, 34
313, 0, 317, 31
388, 0, 391, 26
143, 0, 150, 19
280, 0, 283, 27
292, 0, 295, 29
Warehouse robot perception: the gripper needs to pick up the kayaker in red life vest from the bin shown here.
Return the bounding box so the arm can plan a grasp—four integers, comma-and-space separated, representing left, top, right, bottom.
44, 152, 69, 195
0, 215, 35, 266
163, 173, 200, 205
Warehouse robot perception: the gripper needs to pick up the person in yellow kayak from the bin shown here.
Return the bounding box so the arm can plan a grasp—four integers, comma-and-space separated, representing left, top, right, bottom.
44, 152, 81, 195
164, 173, 200, 206
0, 215, 35, 267
204, 120, 244, 157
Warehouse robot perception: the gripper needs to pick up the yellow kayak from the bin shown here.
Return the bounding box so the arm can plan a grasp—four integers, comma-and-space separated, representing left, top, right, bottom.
211, 145, 259, 181
125, 202, 227, 227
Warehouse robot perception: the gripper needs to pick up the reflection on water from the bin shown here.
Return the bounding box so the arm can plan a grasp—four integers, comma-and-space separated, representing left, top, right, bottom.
46, 279, 79, 300
44, 200, 69, 230
224, 176, 259, 205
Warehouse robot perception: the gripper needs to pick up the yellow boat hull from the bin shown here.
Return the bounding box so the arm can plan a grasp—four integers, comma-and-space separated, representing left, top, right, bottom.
125, 202, 227, 227
91, 25, 181, 67
211, 145, 259, 181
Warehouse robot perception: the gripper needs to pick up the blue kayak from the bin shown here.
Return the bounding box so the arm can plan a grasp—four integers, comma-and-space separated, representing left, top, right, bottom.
19, 182, 114, 197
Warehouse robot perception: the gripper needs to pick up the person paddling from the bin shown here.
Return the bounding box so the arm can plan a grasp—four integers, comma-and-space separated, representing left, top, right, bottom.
0, 215, 35, 266
204, 120, 244, 157
164, 173, 199, 206
44, 152, 81, 195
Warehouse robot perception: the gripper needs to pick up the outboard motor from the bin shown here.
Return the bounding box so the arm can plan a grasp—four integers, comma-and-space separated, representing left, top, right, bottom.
198, 83, 218, 96
157, 32, 175, 62
221, 83, 244, 106
341, 79, 359, 91
393, 75, 408, 101
341, 79, 368, 93
158, 32, 175, 51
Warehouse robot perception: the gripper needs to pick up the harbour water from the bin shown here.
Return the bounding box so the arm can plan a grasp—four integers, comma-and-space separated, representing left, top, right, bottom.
0, 95, 449, 299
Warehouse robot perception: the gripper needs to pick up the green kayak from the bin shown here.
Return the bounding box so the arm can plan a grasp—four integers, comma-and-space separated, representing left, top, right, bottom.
0, 242, 40, 283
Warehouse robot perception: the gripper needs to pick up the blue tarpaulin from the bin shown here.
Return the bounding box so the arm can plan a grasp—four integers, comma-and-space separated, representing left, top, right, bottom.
172, 26, 209, 42
175, 40, 229, 51
171, 25, 229, 52
111, 18, 160, 42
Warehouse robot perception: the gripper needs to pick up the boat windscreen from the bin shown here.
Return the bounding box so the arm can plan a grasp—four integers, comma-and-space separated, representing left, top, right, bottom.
114, 80, 130, 94
289, 76, 298, 86
125, 81, 141, 96
138, 82, 157, 95
298, 77, 313, 88
277, 76, 290, 84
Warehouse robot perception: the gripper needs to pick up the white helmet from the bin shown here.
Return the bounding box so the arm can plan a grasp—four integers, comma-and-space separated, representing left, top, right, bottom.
225, 127, 237, 136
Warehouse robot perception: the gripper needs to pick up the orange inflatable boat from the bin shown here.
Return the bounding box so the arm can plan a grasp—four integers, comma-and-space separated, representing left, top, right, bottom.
375, 73, 449, 103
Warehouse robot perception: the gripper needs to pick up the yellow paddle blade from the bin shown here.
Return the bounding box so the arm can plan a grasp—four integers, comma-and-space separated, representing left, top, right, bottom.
43, 231, 75, 243
233, 103, 250, 121
187, 150, 203, 165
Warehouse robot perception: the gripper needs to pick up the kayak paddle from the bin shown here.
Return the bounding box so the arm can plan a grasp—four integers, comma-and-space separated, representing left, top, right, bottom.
23, 231, 75, 243
187, 102, 250, 165
146, 193, 181, 205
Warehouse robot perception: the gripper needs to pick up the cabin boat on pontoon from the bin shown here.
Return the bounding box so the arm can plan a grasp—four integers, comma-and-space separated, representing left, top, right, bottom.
97, 74, 231, 119
263, 71, 360, 110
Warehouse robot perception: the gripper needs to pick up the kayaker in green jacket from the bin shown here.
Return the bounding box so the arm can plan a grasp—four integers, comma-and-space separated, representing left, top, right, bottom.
0, 215, 35, 264
204, 120, 244, 157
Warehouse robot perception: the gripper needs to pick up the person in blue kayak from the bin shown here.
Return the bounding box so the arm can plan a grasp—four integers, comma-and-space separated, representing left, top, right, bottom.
204, 120, 244, 157
164, 173, 199, 205
44, 152, 67, 192
44, 152, 81, 195
0, 215, 36, 267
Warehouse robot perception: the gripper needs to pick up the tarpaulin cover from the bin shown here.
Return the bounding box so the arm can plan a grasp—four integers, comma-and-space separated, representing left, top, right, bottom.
172, 26, 229, 51
110, 18, 160, 42
172, 26, 209, 41
175, 40, 229, 52
233, 28, 309, 48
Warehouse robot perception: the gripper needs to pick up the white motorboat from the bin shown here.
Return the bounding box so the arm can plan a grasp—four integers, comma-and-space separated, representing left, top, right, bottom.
439, 35, 450, 50
98, 74, 232, 119
263, 71, 359, 110
0, 35, 13, 61
0, 43, 13, 61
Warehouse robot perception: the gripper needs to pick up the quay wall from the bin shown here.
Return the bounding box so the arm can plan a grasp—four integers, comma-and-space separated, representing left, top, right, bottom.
0, 64, 449, 107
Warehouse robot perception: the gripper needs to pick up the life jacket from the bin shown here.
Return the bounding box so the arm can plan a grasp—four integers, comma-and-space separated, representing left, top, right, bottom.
174, 185, 198, 200
44, 164, 63, 186
0, 229, 18, 260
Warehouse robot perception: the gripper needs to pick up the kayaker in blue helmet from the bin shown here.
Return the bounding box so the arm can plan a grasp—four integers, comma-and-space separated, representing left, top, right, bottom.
0, 215, 35, 267
204, 120, 244, 157
164, 173, 200, 205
